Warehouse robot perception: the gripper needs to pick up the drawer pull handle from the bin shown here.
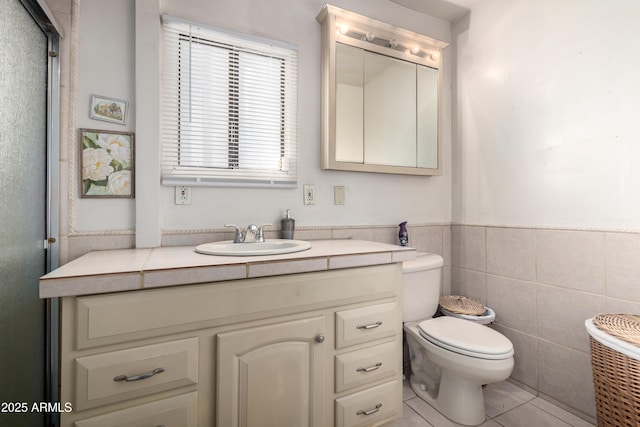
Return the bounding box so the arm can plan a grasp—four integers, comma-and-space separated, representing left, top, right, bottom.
316, 334, 325, 343
356, 321, 382, 330
114, 367, 165, 382
356, 403, 382, 416
356, 362, 382, 373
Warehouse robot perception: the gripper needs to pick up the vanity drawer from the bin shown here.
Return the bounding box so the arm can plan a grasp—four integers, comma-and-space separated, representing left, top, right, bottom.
335, 380, 401, 427
74, 264, 399, 349
74, 338, 198, 411
335, 341, 399, 392
335, 302, 399, 349
74, 391, 197, 427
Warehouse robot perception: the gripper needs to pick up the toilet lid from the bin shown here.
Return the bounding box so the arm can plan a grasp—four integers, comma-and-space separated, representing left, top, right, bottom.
418, 317, 514, 360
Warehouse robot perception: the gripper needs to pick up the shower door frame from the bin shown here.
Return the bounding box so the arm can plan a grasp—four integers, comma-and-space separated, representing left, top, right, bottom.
19, 0, 62, 424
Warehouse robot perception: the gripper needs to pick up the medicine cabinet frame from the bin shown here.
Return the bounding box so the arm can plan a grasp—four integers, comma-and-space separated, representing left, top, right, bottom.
317, 5, 449, 176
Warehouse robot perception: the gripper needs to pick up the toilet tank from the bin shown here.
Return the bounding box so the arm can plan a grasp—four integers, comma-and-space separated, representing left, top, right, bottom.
402, 252, 444, 322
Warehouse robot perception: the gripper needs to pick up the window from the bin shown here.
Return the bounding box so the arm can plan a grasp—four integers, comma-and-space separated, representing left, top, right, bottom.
161, 16, 298, 187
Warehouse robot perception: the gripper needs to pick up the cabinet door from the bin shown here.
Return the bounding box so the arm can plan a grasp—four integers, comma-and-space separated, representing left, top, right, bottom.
217, 317, 326, 427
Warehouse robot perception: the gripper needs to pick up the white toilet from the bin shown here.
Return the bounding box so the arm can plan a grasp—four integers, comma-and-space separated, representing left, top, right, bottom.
403, 253, 514, 426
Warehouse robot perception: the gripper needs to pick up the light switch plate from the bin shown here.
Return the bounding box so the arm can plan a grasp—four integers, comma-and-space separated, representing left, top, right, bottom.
334, 186, 345, 205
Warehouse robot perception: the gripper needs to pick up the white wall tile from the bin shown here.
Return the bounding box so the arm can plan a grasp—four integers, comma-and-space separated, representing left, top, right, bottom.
409, 225, 444, 259
452, 225, 486, 271
486, 227, 535, 281
605, 232, 640, 302
605, 297, 640, 314
494, 325, 537, 389
487, 275, 536, 334
536, 230, 605, 293
537, 340, 596, 418
537, 285, 605, 353
451, 267, 486, 304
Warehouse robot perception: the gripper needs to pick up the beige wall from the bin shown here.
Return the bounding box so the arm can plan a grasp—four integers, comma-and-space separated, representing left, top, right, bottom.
46, 0, 638, 422
64, 0, 454, 250
451, 0, 640, 421
452, 224, 640, 419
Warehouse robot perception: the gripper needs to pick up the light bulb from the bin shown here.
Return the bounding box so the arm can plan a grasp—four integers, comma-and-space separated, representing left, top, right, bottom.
365, 32, 375, 42
430, 51, 440, 60
410, 46, 420, 55
337, 23, 349, 35
389, 39, 398, 48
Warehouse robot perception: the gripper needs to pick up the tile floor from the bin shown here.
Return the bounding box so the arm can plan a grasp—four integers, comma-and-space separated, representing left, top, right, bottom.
382, 380, 596, 427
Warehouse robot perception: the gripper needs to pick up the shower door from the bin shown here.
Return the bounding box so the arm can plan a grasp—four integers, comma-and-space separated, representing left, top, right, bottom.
0, 0, 57, 426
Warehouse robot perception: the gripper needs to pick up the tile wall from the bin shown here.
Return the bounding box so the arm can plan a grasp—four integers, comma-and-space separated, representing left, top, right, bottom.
451, 225, 640, 420
66, 224, 451, 297
68, 222, 630, 421
161, 223, 451, 296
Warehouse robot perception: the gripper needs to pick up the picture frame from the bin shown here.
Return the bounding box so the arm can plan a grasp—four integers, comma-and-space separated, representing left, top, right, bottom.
89, 95, 128, 125
79, 129, 134, 198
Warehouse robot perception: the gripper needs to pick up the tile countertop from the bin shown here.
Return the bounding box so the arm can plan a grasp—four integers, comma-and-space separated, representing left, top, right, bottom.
40, 240, 416, 299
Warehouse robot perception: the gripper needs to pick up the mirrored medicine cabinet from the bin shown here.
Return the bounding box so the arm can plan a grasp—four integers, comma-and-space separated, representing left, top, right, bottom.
317, 5, 449, 176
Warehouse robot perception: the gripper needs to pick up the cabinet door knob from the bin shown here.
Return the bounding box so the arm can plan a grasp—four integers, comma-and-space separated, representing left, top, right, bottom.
315, 334, 325, 343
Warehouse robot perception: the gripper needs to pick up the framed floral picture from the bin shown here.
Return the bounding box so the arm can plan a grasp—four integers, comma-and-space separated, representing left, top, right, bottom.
89, 95, 128, 125
80, 129, 134, 198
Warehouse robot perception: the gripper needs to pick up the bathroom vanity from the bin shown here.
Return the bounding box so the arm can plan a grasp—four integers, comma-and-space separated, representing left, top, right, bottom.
40, 240, 414, 427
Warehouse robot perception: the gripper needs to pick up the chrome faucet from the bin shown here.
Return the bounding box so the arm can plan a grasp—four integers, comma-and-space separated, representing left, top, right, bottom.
254, 224, 272, 242
225, 224, 245, 243
245, 224, 259, 241
225, 224, 272, 243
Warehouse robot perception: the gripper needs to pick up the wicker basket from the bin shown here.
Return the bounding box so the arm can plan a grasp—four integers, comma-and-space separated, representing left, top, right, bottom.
587, 314, 640, 427
438, 295, 485, 316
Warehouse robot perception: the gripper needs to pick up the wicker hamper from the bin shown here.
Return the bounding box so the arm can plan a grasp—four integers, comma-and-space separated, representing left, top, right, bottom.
586, 314, 640, 427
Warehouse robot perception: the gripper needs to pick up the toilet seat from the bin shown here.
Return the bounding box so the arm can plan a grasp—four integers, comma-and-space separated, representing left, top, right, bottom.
418, 317, 514, 360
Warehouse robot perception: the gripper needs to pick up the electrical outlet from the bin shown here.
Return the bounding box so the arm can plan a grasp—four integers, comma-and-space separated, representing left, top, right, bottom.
175, 186, 192, 205
303, 184, 315, 205
334, 186, 345, 205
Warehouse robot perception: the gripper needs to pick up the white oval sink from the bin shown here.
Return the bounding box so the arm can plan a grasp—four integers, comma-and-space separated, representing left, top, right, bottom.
195, 239, 311, 256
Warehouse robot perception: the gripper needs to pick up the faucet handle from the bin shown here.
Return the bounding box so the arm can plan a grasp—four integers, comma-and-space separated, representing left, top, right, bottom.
224, 224, 244, 243
256, 224, 273, 242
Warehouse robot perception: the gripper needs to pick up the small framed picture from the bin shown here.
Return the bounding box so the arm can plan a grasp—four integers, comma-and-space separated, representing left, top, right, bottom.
79, 129, 134, 198
89, 95, 128, 125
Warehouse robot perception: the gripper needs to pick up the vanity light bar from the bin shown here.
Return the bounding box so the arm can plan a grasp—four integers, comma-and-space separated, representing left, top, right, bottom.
320, 4, 449, 69
334, 21, 441, 62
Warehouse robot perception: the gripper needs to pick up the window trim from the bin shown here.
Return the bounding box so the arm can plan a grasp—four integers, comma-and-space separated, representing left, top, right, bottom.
161, 15, 298, 188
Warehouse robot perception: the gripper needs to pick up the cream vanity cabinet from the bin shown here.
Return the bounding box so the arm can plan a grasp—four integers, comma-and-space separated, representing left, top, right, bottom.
58, 263, 403, 427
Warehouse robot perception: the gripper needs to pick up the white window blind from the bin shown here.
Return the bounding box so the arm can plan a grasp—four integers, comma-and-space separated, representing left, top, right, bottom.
161, 16, 298, 187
